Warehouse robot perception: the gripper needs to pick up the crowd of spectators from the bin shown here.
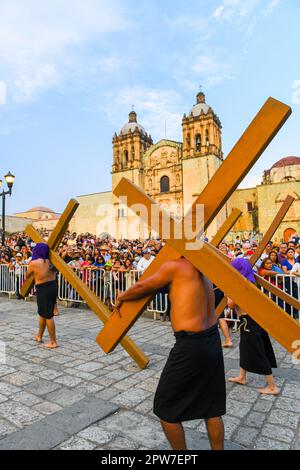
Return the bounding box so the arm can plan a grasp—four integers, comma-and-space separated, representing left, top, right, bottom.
0, 230, 299, 312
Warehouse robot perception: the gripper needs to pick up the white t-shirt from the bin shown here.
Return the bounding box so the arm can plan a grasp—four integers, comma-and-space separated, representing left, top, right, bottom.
291, 263, 300, 274
137, 256, 155, 272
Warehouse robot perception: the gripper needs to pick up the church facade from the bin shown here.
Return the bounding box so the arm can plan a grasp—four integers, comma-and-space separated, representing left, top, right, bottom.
74, 93, 300, 242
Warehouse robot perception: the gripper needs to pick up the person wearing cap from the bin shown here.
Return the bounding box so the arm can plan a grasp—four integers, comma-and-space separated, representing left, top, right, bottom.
136, 249, 155, 272
10, 253, 24, 299
104, 262, 113, 310
100, 246, 111, 262
25, 243, 58, 349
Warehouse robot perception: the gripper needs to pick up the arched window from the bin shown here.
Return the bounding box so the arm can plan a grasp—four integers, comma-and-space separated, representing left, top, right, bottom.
187, 133, 191, 148
195, 134, 201, 152
160, 175, 170, 193
131, 146, 135, 160
205, 129, 209, 147
281, 176, 296, 182
123, 150, 128, 165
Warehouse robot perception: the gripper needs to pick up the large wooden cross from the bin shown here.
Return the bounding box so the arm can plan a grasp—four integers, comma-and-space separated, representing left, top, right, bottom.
96, 97, 300, 355
20, 203, 150, 369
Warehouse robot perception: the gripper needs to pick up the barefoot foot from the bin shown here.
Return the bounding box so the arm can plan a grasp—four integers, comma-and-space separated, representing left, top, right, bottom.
228, 376, 247, 385
44, 342, 58, 349
257, 386, 280, 395
34, 335, 43, 343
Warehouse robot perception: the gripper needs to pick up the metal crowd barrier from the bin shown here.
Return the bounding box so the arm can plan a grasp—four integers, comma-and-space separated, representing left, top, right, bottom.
258, 273, 300, 322
0, 264, 16, 297
57, 267, 168, 317
0, 263, 298, 322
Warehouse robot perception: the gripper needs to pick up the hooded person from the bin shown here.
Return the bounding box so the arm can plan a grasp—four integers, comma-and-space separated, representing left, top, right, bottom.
227, 258, 279, 395
25, 243, 58, 348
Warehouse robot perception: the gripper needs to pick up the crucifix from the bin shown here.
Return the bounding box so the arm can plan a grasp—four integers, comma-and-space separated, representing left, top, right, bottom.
96, 97, 300, 356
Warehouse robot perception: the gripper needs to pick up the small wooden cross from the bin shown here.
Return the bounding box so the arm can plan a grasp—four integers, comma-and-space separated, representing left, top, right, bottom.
20, 202, 150, 369
216, 195, 298, 315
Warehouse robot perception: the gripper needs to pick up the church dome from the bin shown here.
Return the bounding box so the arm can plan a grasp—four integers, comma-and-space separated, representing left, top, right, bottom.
28, 206, 55, 213
271, 156, 300, 169
190, 92, 210, 117
120, 110, 146, 135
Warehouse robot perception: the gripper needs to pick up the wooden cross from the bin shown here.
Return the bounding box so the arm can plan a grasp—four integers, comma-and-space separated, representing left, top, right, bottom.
20, 198, 240, 370
98, 178, 300, 355
96, 97, 300, 355
215, 195, 299, 315
20, 203, 150, 369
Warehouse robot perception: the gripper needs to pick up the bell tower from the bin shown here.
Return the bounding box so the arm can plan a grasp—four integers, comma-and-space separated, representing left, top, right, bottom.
112, 110, 153, 238
181, 92, 225, 236
112, 110, 152, 174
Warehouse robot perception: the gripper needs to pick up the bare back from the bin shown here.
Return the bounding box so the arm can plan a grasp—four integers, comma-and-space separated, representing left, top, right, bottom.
28, 259, 56, 285
168, 258, 217, 332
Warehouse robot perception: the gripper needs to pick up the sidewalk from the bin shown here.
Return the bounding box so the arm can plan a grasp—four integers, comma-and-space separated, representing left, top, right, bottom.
0, 298, 299, 450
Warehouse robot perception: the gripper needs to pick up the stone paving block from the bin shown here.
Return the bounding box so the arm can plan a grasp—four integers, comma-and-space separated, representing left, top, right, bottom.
57, 436, 97, 450
112, 389, 153, 408
253, 399, 273, 413
135, 377, 159, 393
261, 423, 295, 443
281, 383, 300, 399
54, 375, 83, 388
0, 365, 16, 377
76, 382, 104, 396
36, 369, 64, 380
78, 426, 115, 445
93, 376, 118, 387
3, 372, 36, 386
0, 418, 18, 438
134, 399, 154, 415
97, 410, 166, 449
106, 370, 134, 381
0, 401, 43, 427
95, 387, 121, 401
25, 379, 61, 397
275, 397, 300, 413
267, 409, 300, 429
114, 378, 141, 391
64, 369, 96, 381
105, 436, 139, 450
13, 392, 43, 407
245, 411, 266, 428
183, 419, 201, 430
0, 394, 8, 404
45, 388, 86, 407
33, 401, 63, 416
223, 415, 241, 440
0, 382, 21, 397
76, 362, 104, 372
227, 386, 259, 404
233, 426, 259, 447
223, 399, 252, 419
255, 437, 291, 450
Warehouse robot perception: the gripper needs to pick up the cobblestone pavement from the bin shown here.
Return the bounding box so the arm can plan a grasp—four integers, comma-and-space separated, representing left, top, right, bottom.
0, 297, 299, 450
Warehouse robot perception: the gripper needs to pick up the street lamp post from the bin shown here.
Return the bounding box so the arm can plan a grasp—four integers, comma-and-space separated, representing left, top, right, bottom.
0, 172, 15, 247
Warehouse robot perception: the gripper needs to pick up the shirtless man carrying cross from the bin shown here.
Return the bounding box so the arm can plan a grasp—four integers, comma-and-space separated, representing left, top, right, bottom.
25, 243, 58, 349
115, 257, 226, 451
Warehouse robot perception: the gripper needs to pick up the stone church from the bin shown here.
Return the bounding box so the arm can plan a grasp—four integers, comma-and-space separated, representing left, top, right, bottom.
74, 92, 300, 242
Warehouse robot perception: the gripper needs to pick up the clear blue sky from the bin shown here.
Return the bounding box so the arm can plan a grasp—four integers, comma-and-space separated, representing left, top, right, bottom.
0, 0, 299, 215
